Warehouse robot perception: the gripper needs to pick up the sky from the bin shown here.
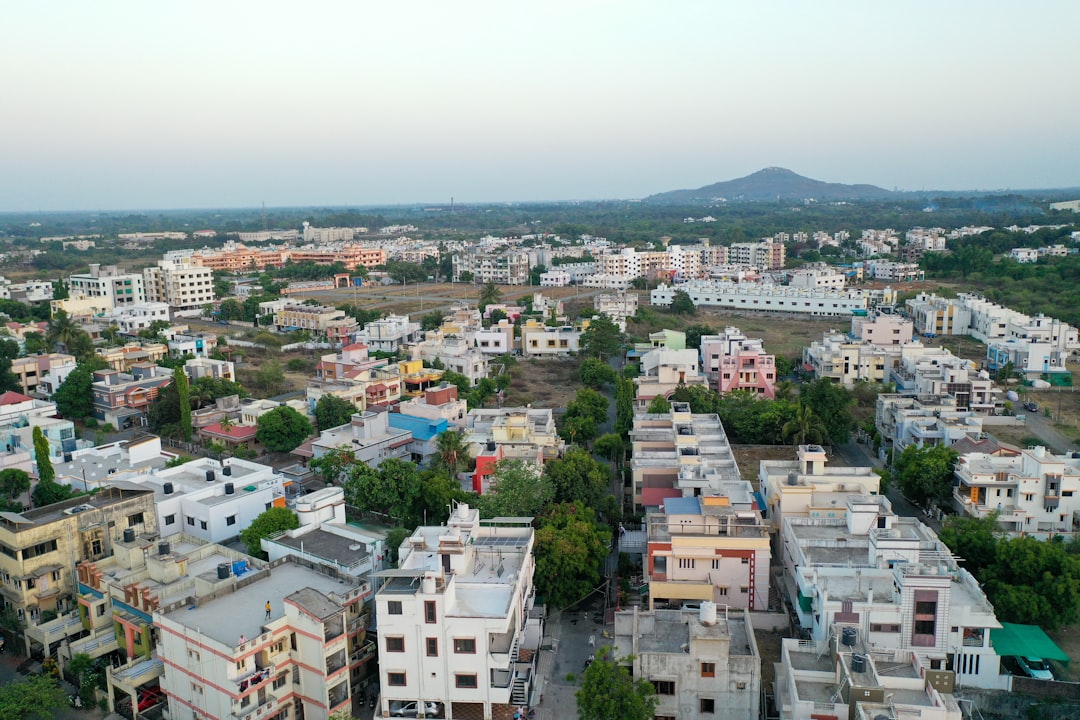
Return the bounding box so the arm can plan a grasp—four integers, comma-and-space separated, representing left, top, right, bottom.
2, 1, 1078, 211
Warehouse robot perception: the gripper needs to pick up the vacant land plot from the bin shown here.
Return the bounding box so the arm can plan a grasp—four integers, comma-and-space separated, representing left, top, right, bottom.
730, 444, 797, 487
501, 357, 583, 411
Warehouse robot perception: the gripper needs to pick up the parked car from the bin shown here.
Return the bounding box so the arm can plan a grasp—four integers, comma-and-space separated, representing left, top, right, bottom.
1015, 656, 1053, 680
390, 700, 444, 717
1023, 401, 1039, 412
118, 686, 165, 715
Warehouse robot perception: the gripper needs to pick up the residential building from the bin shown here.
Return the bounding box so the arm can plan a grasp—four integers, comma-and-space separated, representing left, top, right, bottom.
164, 329, 219, 358
905, 293, 971, 338
387, 413, 449, 466
865, 260, 924, 282
272, 303, 359, 343
67, 264, 146, 309
628, 403, 741, 511
398, 384, 468, 429
711, 329, 777, 398
359, 315, 421, 353
452, 249, 531, 285
788, 266, 846, 290
520, 321, 581, 357
781, 509, 1007, 690
538, 270, 569, 287
646, 487, 770, 611
97, 342, 169, 371
728, 239, 785, 269
90, 363, 173, 429
1010, 247, 1040, 263
986, 337, 1071, 382
593, 292, 638, 332
184, 356, 235, 382
409, 330, 490, 386
892, 345, 1000, 413
11, 353, 76, 397
758, 444, 882, 533
287, 243, 386, 270
875, 393, 984, 456
803, 332, 891, 386
142, 256, 216, 314
103, 301, 171, 335
953, 444, 1080, 537
190, 241, 289, 271
474, 321, 515, 356
652, 281, 895, 317
156, 556, 372, 720
613, 607, 760, 720
375, 503, 541, 720
0, 486, 157, 629
851, 311, 914, 346
634, 348, 708, 409
464, 408, 563, 492
308, 411, 412, 469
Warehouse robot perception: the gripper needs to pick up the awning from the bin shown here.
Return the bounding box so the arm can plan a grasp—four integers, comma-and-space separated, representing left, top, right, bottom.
990, 623, 1070, 664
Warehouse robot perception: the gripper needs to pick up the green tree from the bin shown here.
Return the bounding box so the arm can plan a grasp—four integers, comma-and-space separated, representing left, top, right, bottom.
479, 459, 554, 518
669, 289, 696, 315
544, 447, 611, 511
309, 447, 357, 486
421, 311, 444, 331
781, 402, 828, 446
937, 514, 1001, 577
683, 323, 714, 350
593, 433, 625, 470
576, 651, 658, 720
434, 429, 471, 474
255, 406, 313, 453
479, 282, 502, 309
342, 458, 424, 525
889, 444, 958, 508
384, 526, 412, 566
559, 413, 598, 447
23, 332, 46, 355
52, 280, 70, 301
533, 502, 611, 608
0, 673, 67, 720
580, 315, 623, 361
253, 359, 287, 395
580, 357, 616, 388
31, 479, 74, 508
314, 395, 356, 430
615, 376, 635, 437
646, 396, 671, 414
0, 469, 31, 502
53, 358, 107, 419
530, 264, 547, 285
799, 378, 856, 443
240, 507, 300, 557
174, 367, 192, 442
33, 426, 54, 484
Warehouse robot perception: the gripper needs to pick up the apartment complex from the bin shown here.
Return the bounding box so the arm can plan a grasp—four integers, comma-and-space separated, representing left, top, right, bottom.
67, 264, 146, 309
375, 503, 541, 720
272, 303, 359, 343
142, 257, 216, 313
705, 327, 777, 398
653, 281, 894, 317
875, 393, 983, 456
452, 249, 531, 285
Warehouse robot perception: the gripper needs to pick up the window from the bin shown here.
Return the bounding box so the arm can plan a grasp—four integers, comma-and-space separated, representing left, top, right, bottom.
678, 558, 695, 570
711, 559, 720, 570
740, 586, 749, 594
455, 674, 478, 689
740, 557, 749, 565
700, 698, 715, 714
386, 636, 405, 652
187, 516, 195, 526
653, 680, 675, 695
426, 638, 438, 657
454, 638, 476, 654
226, 515, 237, 526
200, 520, 208, 530
424, 601, 436, 624
701, 662, 715, 678
388, 672, 406, 687
127, 512, 144, 527
164, 514, 176, 526
386, 601, 402, 615
273, 673, 287, 690
717, 587, 728, 596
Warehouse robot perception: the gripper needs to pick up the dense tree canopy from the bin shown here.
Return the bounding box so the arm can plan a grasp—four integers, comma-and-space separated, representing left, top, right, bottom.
533, 502, 611, 609
888, 444, 958, 508
53, 358, 108, 420
798, 378, 856, 443
576, 651, 658, 720
0, 673, 67, 720
255, 406, 313, 453
314, 394, 356, 430
478, 459, 554, 519
580, 357, 616, 389
580, 315, 623, 361
240, 507, 300, 557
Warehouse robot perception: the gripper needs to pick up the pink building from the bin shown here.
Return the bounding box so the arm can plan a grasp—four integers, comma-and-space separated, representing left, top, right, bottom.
713, 328, 777, 398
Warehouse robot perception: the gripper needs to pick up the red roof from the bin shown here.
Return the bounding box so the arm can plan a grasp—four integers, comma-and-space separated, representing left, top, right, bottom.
367, 383, 387, 393
343, 343, 369, 351
202, 422, 257, 440
641, 487, 681, 508
0, 390, 34, 405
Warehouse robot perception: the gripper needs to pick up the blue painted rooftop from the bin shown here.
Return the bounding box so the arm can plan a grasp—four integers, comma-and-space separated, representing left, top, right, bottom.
388, 413, 448, 441
663, 496, 701, 515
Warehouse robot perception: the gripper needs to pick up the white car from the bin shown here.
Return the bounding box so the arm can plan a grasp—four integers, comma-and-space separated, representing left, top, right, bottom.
390, 700, 443, 717
1015, 656, 1053, 680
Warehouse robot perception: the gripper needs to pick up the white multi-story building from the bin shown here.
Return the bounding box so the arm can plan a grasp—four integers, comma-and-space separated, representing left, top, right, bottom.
375, 503, 541, 720
652, 281, 895, 317
803, 332, 892, 386
1010, 247, 1040, 263
142, 256, 216, 314
452, 249, 531, 285
728, 239, 785, 269
850, 311, 914, 346
892, 345, 1000, 413
613, 606, 760, 720
519, 322, 581, 357
156, 556, 372, 720
106, 302, 171, 335
865, 260, 925, 282
787, 266, 846, 290
954, 444, 1080, 537
359, 315, 421, 353
986, 338, 1071, 381
905, 293, 972, 338
309, 410, 412, 468
409, 331, 490, 386
593, 292, 638, 332
635, 348, 708, 409
538, 270, 569, 287
68, 264, 146, 309
875, 393, 983, 455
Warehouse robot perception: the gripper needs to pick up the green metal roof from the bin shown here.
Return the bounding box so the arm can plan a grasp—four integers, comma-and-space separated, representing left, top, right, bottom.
990, 623, 1070, 663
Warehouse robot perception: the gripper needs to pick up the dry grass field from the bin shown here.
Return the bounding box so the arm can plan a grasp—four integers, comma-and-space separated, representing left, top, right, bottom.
501, 358, 583, 411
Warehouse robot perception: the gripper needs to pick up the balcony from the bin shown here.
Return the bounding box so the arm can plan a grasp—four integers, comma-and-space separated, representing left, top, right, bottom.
350, 638, 376, 664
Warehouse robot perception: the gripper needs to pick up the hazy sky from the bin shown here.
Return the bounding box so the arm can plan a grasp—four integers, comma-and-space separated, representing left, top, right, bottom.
2, 1, 1078, 211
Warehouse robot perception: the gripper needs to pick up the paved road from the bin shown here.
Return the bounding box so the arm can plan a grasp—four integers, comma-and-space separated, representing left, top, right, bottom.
1015, 411, 1076, 454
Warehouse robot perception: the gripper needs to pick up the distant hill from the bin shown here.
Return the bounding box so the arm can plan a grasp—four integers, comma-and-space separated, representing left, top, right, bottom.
643, 167, 896, 204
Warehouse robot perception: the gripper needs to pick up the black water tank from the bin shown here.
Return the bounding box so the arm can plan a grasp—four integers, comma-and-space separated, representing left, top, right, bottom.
225, 483, 235, 495
163, 482, 174, 495
841, 627, 858, 647
851, 653, 867, 673
223, 465, 232, 477
206, 470, 216, 483
217, 563, 230, 580
122, 528, 136, 543
158, 541, 170, 556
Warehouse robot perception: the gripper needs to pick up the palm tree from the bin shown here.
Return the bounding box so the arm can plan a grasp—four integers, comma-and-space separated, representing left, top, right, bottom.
45, 309, 82, 351
774, 379, 796, 402
435, 429, 470, 475
479, 282, 502, 309
782, 402, 828, 446
219, 416, 236, 433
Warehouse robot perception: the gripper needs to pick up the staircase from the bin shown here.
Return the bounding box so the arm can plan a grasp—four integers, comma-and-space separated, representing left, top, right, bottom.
510, 671, 530, 706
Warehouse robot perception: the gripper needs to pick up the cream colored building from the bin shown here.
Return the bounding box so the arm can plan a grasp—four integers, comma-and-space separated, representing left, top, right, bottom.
142, 256, 216, 314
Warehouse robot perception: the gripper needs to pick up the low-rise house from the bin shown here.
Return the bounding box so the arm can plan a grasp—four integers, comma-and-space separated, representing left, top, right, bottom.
387, 413, 449, 466
272, 303, 359, 343
184, 356, 235, 382
613, 606, 760, 720
398, 383, 468, 428
465, 407, 563, 492
409, 330, 490, 385
90, 362, 173, 429
520, 321, 582, 357
307, 410, 412, 468
593, 291, 638, 331
359, 314, 421, 353
106, 301, 171, 335
164, 329, 218, 358
875, 393, 984, 456
634, 348, 708, 409
11, 353, 76, 397
97, 342, 169, 372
